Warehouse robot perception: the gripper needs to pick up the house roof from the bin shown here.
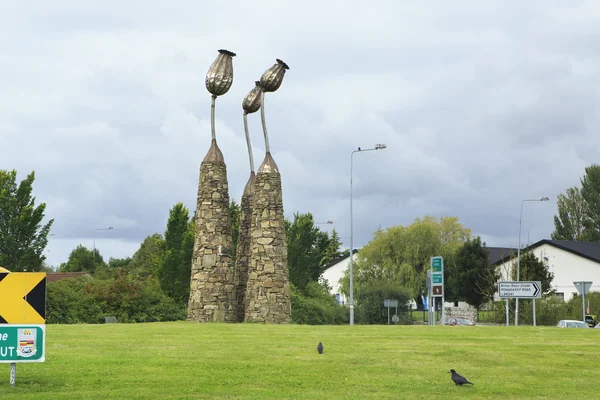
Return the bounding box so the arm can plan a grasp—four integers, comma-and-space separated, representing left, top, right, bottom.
491, 240, 600, 265
46, 272, 92, 283
321, 249, 359, 272
486, 247, 517, 265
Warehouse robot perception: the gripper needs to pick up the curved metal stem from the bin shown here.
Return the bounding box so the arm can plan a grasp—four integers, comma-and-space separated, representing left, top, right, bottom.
243, 113, 255, 173
260, 91, 271, 153
210, 95, 216, 141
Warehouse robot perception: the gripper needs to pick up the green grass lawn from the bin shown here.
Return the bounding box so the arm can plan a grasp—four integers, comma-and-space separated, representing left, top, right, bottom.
1, 322, 599, 399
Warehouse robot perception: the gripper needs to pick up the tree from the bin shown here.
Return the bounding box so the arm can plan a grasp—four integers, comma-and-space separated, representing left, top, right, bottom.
338, 216, 471, 303
511, 251, 554, 294
285, 212, 331, 292
157, 203, 194, 305
581, 164, 600, 241
446, 237, 499, 309
551, 187, 586, 240
552, 164, 600, 241
128, 234, 166, 278
321, 228, 343, 266
58, 245, 105, 274
354, 279, 411, 324
0, 170, 53, 271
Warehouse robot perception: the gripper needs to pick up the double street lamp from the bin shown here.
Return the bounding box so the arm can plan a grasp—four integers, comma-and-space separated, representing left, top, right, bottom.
349, 144, 387, 325
515, 197, 549, 326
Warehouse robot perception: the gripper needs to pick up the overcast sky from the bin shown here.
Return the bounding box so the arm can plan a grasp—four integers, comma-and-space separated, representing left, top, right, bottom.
2, 1, 599, 268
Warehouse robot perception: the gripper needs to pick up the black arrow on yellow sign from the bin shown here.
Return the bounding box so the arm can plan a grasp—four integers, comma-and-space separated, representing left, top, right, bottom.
0, 272, 46, 324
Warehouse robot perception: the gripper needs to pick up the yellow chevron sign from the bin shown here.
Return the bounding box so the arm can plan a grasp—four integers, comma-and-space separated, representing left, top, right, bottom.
0, 272, 46, 324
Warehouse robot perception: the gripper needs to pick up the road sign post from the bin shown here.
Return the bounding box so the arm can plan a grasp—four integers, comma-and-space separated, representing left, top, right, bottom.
498, 281, 541, 326
0, 272, 46, 386
431, 257, 444, 325
574, 281, 593, 323
383, 300, 398, 325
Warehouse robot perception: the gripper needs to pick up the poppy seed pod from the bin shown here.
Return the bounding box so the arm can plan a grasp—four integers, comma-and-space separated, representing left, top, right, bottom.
242, 81, 263, 114
259, 59, 289, 93
205, 49, 236, 97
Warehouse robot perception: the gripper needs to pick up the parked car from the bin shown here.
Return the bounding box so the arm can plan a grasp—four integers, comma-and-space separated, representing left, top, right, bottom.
444, 317, 475, 326
556, 320, 589, 328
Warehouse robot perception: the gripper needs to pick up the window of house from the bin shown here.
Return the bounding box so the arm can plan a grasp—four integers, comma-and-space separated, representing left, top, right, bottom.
555, 292, 564, 301
454, 301, 459, 307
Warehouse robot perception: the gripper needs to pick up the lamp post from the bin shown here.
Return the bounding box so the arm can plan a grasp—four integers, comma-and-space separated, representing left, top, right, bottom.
316, 220, 334, 225
515, 197, 549, 326
349, 144, 386, 325
93, 227, 114, 265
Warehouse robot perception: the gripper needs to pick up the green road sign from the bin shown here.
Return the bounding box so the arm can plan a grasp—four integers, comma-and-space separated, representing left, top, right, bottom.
0, 325, 45, 363
431, 257, 443, 272
432, 274, 443, 284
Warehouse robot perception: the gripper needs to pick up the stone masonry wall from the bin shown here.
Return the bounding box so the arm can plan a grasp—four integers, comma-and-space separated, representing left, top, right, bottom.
188, 153, 235, 322
234, 172, 255, 322
244, 172, 291, 323
445, 307, 478, 322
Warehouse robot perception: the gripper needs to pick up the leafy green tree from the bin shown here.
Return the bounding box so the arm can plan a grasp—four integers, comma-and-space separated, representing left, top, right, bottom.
157, 203, 194, 305
339, 216, 471, 303
108, 257, 132, 270
285, 212, 330, 291
552, 187, 586, 240
0, 170, 53, 271
290, 281, 347, 325
511, 251, 554, 293
581, 164, 600, 241
446, 236, 499, 309
552, 164, 600, 241
58, 245, 105, 274
321, 228, 343, 266
128, 234, 166, 278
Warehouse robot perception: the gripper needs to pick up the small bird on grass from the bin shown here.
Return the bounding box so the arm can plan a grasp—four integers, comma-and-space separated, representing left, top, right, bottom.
449, 369, 473, 386
317, 342, 323, 354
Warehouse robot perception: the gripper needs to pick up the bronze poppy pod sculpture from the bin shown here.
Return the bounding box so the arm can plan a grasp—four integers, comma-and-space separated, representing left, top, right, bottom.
241, 81, 263, 175
204, 49, 236, 161
257, 59, 289, 173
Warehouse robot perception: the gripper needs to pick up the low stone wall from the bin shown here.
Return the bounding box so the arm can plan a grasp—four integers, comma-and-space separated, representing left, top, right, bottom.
445, 307, 478, 322
245, 168, 291, 324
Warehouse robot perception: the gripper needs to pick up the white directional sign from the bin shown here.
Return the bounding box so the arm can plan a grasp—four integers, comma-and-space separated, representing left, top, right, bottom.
498, 281, 542, 299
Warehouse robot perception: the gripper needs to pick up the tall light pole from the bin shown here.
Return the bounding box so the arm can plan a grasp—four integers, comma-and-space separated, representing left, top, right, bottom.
93, 227, 114, 265
515, 197, 549, 326
349, 144, 386, 325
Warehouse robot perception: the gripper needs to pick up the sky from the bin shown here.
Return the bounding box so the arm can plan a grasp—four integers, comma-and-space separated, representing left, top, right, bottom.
2, 0, 599, 268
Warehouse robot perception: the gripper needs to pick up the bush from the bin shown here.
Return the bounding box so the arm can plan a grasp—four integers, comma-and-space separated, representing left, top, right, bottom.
355, 280, 411, 325
291, 281, 347, 325
46, 276, 104, 324
46, 270, 187, 324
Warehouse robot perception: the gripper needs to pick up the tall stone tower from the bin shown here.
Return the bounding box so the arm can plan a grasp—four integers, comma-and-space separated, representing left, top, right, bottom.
244, 60, 292, 323
187, 50, 237, 323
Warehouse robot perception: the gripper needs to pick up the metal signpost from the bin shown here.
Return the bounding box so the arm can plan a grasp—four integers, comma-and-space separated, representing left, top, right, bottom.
383, 300, 398, 325
0, 271, 47, 387
498, 281, 541, 326
431, 256, 444, 325
573, 281, 593, 323
426, 270, 432, 325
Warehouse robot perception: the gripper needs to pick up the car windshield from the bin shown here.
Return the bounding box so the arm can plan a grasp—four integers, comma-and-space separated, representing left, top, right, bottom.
566, 321, 588, 328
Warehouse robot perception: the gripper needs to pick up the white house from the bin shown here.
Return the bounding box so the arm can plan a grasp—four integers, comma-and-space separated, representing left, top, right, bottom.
492, 240, 600, 301
320, 250, 359, 305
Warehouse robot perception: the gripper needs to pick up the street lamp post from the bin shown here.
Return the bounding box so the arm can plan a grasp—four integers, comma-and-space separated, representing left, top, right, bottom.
349, 144, 386, 325
316, 220, 334, 225
93, 227, 114, 265
515, 197, 549, 326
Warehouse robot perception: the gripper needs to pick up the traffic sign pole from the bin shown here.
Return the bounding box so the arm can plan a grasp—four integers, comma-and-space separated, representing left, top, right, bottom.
533, 299, 536, 326
10, 363, 15, 387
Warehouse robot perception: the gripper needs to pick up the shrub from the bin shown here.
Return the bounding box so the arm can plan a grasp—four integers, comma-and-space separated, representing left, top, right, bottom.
355, 280, 411, 325
291, 281, 347, 325
46, 276, 104, 324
